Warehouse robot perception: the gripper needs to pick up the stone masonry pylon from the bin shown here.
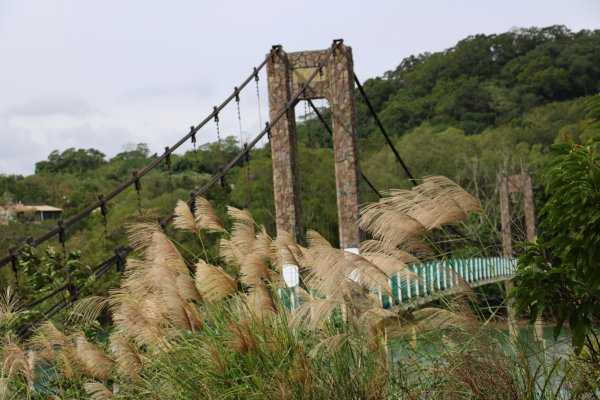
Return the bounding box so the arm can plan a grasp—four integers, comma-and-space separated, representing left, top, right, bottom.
266, 43, 361, 248
497, 171, 538, 342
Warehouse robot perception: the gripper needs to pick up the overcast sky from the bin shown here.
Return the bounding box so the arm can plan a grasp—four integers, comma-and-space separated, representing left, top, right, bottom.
1, 0, 598, 176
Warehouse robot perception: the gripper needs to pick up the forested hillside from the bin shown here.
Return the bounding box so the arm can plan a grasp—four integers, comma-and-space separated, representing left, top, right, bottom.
1, 25, 598, 297
358, 25, 599, 135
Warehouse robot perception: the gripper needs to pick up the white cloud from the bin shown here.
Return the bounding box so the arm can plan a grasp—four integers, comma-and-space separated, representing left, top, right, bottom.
3, 96, 98, 118
0, 121, 46, 175
0, 119, 135, 175
123, 81, 214, 101
0, 0, 597, 175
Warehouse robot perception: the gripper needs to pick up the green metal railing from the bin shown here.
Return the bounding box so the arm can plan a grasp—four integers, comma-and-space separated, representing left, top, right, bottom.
382, 257, 516, 307
279, 257, 517, 309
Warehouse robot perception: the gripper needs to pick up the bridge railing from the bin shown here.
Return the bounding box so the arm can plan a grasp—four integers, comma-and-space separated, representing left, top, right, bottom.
278, 257, 516, 310
382, 257, 517, 307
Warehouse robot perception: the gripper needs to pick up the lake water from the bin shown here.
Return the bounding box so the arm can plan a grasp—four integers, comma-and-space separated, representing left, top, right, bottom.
388, 322, 585, 397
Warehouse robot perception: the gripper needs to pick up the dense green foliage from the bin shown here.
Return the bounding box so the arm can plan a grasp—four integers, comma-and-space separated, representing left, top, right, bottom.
512, 95, 600, 356
35, 148, 107, 174
357, 25, 600, 136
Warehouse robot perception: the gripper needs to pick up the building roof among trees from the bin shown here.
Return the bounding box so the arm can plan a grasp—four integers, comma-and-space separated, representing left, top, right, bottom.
7, 203, 63, 213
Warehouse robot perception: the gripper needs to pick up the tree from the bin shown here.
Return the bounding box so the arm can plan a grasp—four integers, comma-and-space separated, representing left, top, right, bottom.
35, 148, 106, 174
356, 25, 600, 138
112, 143, 150, 161
172, 136, 241, 175
511, 94, 600, 355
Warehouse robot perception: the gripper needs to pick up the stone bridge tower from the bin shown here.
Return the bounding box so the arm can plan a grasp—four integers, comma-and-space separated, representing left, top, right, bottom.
266, 43, 361, 249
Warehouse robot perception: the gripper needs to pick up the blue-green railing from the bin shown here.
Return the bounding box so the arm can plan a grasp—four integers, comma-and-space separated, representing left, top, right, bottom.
279, 257, 516, 309
382, 257, 516, 307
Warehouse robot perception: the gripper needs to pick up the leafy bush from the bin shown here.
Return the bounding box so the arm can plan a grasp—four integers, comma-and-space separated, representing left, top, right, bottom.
512, 95, 600, 355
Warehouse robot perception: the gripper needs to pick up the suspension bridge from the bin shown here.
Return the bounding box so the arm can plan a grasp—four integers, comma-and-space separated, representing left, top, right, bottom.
0, 40, 517, 335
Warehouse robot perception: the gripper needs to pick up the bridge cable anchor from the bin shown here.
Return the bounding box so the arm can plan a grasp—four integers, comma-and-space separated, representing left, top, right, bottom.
157, 217, 167, 233
114, 246, 128, 273
265, 121, 271, 142
132, 171, 142, 216
189, 126, 200, 188
270, 45, 282, 61
219, 167, 227, 189
9, 247, 19, 275
164, 146, 171, 168
190, 126, 196, 145
57, 219, 67, 246
213, 106, 222, 146
164, 146, 173, 191
189, 192, 197, 215
98, 194, 108, 239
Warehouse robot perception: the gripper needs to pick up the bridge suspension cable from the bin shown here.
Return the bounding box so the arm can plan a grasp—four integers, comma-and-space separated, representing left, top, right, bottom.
0, 46, 280, 269
354, 75, 479, 245
15, 40, 344, 335
305, 99, 382, 199
354, 74, 417, 186
162, 40, 344, 225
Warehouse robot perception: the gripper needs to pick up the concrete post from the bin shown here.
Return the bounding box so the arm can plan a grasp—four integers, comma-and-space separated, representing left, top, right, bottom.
521, 172, 544, 345
498, 171, 540, 342
266, 44, 361, 248
498, 172, 518, 340
266, 49, 303, 242
522, 172, 537, 242
498, 173, 512, 257
327, 47, 362, 249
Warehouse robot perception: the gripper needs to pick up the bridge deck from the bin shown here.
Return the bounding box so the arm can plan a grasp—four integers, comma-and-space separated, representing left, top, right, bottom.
279, 257, 516, 309
381, 257, 516, 307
